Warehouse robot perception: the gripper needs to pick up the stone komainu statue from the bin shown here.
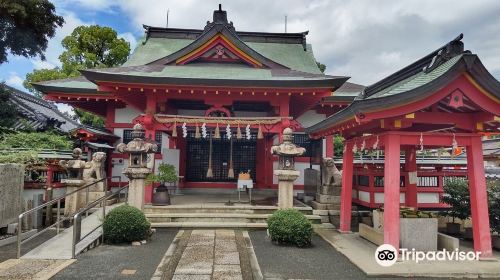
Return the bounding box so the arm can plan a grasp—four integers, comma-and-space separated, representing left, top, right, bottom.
321, 157, 342, 187
83, 152, 107, 191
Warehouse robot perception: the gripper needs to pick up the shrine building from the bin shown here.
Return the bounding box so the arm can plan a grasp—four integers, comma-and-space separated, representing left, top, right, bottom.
33, 6, 350, 202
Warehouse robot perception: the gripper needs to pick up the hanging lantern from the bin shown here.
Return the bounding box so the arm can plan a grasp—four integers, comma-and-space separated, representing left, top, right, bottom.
172, 122, 177, 138
257, 124, 263, 139
237, 124, 242, 139
226, 124, 232, 139
214, 123, 221, 139
195, 123, 201, 139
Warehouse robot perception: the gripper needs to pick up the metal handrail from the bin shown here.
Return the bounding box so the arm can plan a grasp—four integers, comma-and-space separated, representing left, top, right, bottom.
72, 184, 129, 258
16, 176, 123, 258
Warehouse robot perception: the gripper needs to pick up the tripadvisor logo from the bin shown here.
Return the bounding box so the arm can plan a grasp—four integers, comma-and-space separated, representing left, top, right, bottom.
375, 244, 482, 267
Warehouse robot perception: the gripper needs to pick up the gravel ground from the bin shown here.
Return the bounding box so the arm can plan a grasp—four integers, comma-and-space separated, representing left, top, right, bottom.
52, 228, 178, 280
0, 229, 57, 262
249, 230, 454, 280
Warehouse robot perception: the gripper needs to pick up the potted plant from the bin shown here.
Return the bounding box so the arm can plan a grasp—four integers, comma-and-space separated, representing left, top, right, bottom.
487, 180, 500, 249
440, 177, 471, 235
147, 163, 178, 205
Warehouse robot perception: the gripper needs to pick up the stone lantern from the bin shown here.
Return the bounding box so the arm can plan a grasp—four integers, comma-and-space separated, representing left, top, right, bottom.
117, 123, 157, 210
271, 128, 306, 209
60, 148, 87, 216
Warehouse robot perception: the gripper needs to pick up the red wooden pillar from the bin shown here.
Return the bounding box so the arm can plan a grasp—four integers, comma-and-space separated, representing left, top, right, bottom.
383, 134, 400, 252
325, 135, 334, 158
339, 142, 353, 232
404, 147, 418, 209
467, 136, 493, 257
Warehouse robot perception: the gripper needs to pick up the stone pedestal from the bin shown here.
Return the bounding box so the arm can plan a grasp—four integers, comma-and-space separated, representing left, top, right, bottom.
274, 170, 300, 209
61, 179, 85, 216
124, 167, 151, 210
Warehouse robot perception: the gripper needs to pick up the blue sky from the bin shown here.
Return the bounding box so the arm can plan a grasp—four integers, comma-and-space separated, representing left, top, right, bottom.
2, 0, 500, 104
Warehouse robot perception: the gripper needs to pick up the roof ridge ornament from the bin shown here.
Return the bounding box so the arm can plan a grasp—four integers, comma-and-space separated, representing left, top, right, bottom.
204, 4, 236, 33
423, 33, 465, 73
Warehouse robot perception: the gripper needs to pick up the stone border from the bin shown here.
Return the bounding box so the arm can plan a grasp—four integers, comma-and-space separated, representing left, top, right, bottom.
241, 231, 263, 280
0, 229, 38, 247
153, 230, 191, 280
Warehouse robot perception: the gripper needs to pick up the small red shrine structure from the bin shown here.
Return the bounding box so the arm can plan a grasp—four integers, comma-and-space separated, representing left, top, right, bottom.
307, 34, 499, 257
33, 6, 347, 200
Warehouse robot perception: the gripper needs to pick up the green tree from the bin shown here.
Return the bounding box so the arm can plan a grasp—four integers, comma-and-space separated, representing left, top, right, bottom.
333, 135, 344, 157
0, 0, 64, 64
316, 61, 326, 73
25, 25, 131, 128
441, 177, 471, 223
0, 84, 17, 128
74, 108, 104, 127
59, 25, 130, 70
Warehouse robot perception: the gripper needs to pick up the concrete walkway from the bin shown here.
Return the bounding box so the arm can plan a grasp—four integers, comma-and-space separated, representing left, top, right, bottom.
154, 229, 257, 280
21, 204, 120, 260
316, 228, 500, 278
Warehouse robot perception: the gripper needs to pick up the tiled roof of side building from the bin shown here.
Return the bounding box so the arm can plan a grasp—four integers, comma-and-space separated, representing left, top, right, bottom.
5, 84, 79, 132
306, 34, 500, 134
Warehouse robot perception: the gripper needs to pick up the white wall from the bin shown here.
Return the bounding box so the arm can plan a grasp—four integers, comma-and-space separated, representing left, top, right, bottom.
417, 193, 440, 203
115, 106, 142, 123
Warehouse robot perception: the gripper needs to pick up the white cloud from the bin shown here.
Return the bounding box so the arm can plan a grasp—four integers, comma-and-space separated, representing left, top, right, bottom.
40, 0, 500, 85
56, 103, 76, 116
6, 72, 24, 90
32, 59, 56, 70
119, 32, 138, 51
29, 11, 92, 69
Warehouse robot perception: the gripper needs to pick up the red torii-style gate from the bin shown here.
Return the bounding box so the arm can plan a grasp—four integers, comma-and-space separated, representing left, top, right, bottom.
340, 132, 491, 256
307, 35, 499, 257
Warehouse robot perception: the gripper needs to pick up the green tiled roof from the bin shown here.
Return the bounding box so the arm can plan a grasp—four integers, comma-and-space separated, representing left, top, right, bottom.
246, 42, 322, 74
37, 76, 97, 90
366, 55, 463, 99
123, 37, 193, 67
122, 37, 322, 74
100, 63, 329, 81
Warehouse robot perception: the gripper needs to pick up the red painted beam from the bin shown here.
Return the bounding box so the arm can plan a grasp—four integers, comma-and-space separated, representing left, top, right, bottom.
383, 134, 401, 252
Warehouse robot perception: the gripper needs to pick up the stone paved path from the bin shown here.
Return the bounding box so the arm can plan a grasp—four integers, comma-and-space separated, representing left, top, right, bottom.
173, 229, 243, 280
156, 229, 254, 280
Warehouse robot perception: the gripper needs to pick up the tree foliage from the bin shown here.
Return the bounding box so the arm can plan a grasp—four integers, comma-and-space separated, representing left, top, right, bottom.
487, 180, 500, 233
24, 25, 131, 127
441, 177, 471, 223
147, 163, 178, 185
0, 0, 64, 64
0, 131, 72, 164
74, 108, 105, 128
0, 131, 72, 150
0, 84, 17, 128
60, 25, 130, 71
316, 61, 326, 73
333, 135, 344, 157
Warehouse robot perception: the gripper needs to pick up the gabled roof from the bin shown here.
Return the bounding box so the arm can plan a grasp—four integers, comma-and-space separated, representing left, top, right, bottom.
33, 6, 346, 95
5, 84, 78, 132
146, 6, 289, 69
307, 34, 500, 135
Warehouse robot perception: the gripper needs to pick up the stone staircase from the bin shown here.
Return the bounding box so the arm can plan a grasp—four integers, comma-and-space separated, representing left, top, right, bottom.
143, 205, 323, 228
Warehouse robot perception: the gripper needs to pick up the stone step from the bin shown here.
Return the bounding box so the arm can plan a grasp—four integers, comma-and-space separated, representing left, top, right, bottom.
143, 205, 314, 215
151, 222, 268, 228
145, 213, 322, 224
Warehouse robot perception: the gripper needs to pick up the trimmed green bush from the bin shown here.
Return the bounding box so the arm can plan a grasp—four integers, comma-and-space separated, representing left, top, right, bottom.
267, 209, 313, 247
103, 205, 151, 244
